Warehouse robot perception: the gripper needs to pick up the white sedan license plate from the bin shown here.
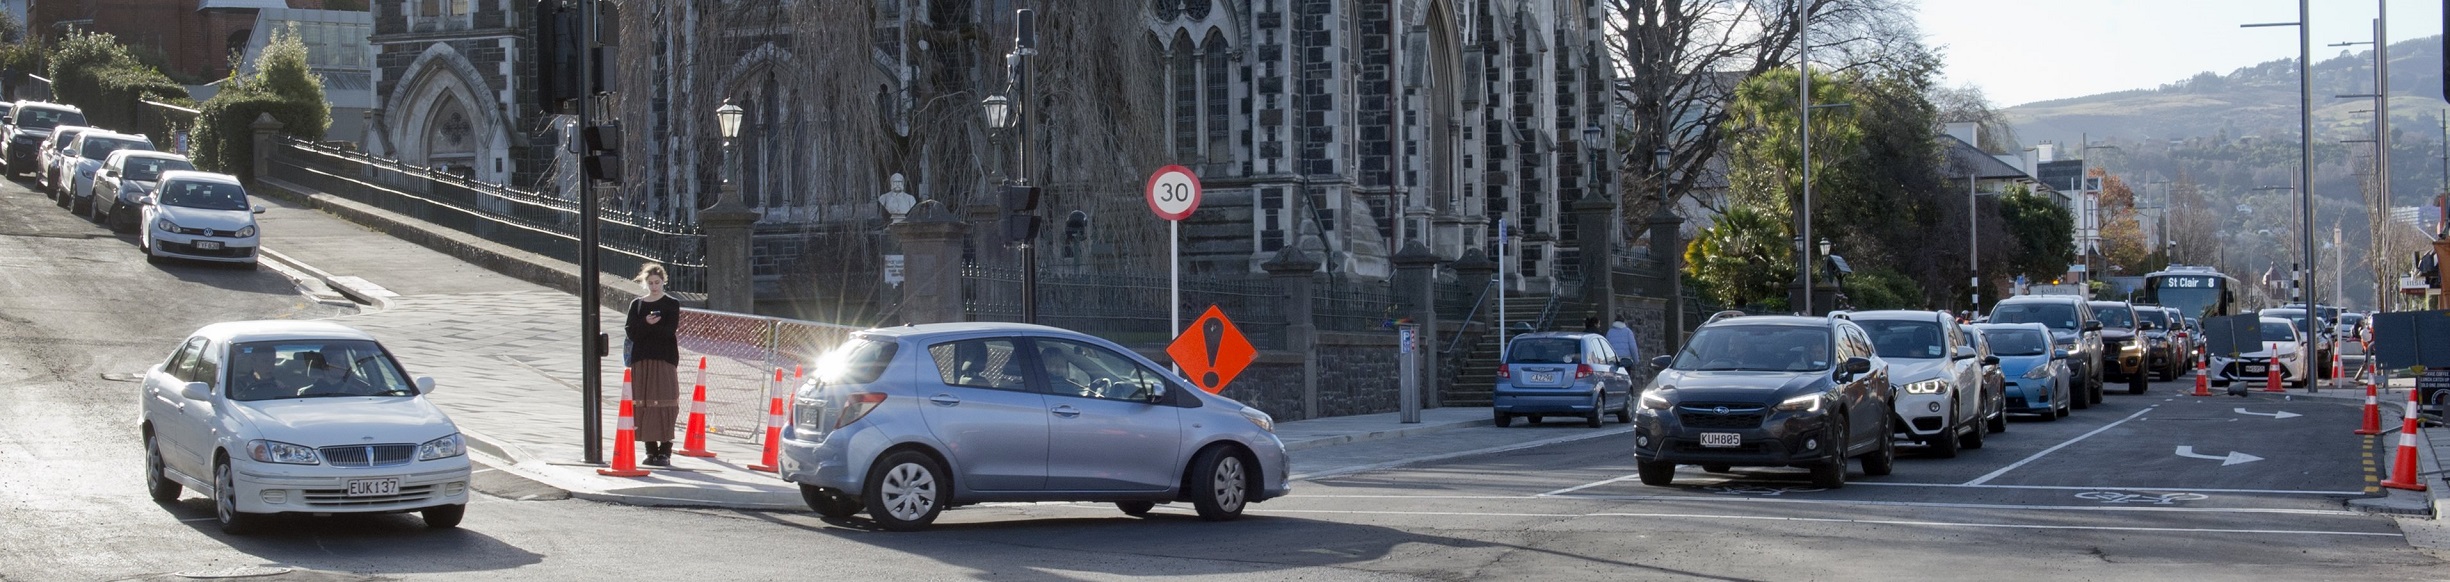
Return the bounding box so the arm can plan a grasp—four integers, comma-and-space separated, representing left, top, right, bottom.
346, 477, 400, 497
194, 240, 222, 250
2244, 365, 2268, 374
1530, 372, 1558, 383
1700, 433, 1741, 448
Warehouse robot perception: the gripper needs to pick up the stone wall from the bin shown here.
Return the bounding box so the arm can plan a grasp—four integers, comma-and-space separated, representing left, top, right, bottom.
1313, 332, 1401, 418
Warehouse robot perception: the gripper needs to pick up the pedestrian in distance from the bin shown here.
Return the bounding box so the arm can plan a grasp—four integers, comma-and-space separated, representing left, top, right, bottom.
1606, 316, 1639, 365
626, 263, 684, 467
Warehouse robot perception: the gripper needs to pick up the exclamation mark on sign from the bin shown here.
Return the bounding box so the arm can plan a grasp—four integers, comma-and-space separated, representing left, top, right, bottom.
1202, 317, 1225, 390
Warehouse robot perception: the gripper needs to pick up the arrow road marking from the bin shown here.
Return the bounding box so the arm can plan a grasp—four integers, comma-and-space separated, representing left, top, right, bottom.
2232, 408, 2301, 419
2175, 446, 2265, 466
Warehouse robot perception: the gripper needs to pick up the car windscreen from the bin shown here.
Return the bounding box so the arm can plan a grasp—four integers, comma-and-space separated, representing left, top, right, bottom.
2093, 305, 2134, 328
158, 180, 250, 210
226, 340, 416, 401
122, 157, 194, 181
1506, 338, 1583, 364
2261, 322, 2297, 342
15, 108, 82, 130
1988, 302, 2078, 330
1672, 326, 1831, 372
1857, 319, 1948, 359
81, 136, 150, 159
1984, 329, 2051, 356
2136, 309, 2171, 328
2340, 313, 2365, 326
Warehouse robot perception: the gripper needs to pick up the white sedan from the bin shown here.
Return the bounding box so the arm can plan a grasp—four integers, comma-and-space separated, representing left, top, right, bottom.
2209, 317, 2314, 389
139, 170, 263, 267
140, 321, 470, 534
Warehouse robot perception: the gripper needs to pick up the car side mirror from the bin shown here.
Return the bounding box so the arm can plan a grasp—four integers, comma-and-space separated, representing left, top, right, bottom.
1983, 355, 2001, 366
138, 195, 155, 205
2084, 321, 2103, 332
1844, 357, 1872, 374
1144, 381, 1167, 404
1954, 346, 1977, 360
251, 205, 266, 214
179, 381, 210, 401
415, 376, 437, 394
1616, 356, 1636, 370
2052, 349, 2070, 360
1649, 355, 1673, 370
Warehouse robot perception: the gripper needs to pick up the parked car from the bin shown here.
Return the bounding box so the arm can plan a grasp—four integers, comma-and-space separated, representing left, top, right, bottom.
3, 101, 84, 176
58, 130, 155, 214
779, 322, 1290, 531
2089, 301, 2150, 394
2258, 308, 2333, 378
35, 125, 92, 196
1632, 312, 1895, 488
2132, 305, 2186, 381
2209, 317, 2314, 389
1961, 323, 2008, 434
2184, 317, 2205, 362
139, 171, 265, 267
1972, 323, 2071, 420
1852, 310, 1989, 457
88, 150, 196, 231
1988, 295, 2102, 408
139, 320, 468, 534
1492, 332, 1636, 428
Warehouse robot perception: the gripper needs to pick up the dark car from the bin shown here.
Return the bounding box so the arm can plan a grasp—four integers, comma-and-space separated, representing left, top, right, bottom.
1632, 313, 1895, 488
2132, 305, 2186, 381
1989, 295, 2104, 408
3, 102, 84, 177
2088, 301, 2150, 394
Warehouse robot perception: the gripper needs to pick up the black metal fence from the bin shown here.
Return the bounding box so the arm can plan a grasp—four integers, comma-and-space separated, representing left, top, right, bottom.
264, 138, 709, 293
962, 264, 1288, 350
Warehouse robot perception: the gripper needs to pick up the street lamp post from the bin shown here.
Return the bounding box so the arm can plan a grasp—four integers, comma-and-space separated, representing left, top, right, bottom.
2244, 0, 2316, 382
715, 100, 744, 203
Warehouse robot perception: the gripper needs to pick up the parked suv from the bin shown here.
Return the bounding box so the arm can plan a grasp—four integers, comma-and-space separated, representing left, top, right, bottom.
1989, 295, 2103, 408
3, 101, 84, 176
2132, 305, 2186, 380
1492, 332, 1636, 428
1853, 310, 1991, 457
2089, 301, 2150, 394
1632, 312, 1895, 488
780, 323, 1290, 531
57, 130, 155, 215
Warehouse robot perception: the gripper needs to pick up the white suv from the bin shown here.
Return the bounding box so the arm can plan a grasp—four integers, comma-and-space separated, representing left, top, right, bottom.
1850, 310, 1991, 457
140, 321, 469, 534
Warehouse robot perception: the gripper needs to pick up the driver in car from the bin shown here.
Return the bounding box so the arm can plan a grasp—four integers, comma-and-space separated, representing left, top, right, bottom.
295, 351, 370, 397
230, 346, 284, 400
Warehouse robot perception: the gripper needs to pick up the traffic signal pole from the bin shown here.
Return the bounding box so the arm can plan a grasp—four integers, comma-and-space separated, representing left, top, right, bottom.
576, 0, 603, 464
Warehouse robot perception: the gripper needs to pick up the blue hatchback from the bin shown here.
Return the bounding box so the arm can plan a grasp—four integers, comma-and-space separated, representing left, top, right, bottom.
1492, 332, 1635, 428
1972, 323, 2071, 420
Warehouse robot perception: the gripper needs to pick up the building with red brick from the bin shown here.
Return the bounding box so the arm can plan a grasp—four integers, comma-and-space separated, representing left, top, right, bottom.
27, 0, 342, 82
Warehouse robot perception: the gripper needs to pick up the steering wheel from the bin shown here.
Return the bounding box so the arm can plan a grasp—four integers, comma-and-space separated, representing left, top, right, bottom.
1086, 378, 1114, 398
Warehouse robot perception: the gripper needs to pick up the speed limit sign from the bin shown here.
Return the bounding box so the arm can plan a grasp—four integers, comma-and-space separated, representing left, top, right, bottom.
1145, 165, 1200, 221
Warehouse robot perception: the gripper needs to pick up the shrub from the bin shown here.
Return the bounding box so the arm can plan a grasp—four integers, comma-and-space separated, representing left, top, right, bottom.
191, 25, 327, 181
44, 30, 185, 132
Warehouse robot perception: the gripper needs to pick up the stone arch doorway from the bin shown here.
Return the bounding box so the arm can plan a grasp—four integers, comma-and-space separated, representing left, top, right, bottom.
378, 44, 511, 184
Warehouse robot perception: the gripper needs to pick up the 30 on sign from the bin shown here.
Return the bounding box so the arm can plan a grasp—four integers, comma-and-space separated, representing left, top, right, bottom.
1146, 165, 1201, 221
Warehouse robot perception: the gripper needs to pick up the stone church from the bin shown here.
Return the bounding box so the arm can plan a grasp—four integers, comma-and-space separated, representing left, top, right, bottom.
363, 1, 1617, 296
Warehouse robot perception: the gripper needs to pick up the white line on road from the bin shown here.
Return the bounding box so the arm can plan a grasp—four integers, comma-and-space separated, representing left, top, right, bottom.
1540, 472, 1642, 496
1541, 493, 2367, 516
1963, 405, 2156, 486
1247, 508, 2397, 537
1290, 425, 1633, 482
1845, 481, 2363, 496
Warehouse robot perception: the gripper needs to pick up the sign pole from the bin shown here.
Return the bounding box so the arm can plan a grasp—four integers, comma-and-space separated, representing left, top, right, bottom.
1171, 219, 1181, 370
1399, 323, 1421, 423
1498, 218, 1508, 360
1147, 165, 1201, 359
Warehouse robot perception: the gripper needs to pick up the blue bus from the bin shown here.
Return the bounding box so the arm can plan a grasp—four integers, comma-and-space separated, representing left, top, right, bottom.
2139, 265, 2239, 320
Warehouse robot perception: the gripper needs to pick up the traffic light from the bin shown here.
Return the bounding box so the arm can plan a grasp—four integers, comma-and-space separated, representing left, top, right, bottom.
997, 183, 1041, 243
581, 121, 620, 183
534, 0, 581, 114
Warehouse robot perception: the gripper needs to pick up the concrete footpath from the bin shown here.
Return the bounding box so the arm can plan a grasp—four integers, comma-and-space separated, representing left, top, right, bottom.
246, 182, 1552, 511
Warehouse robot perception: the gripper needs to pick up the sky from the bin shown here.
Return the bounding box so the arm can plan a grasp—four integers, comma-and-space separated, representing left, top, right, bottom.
1914, 0, 2443, 108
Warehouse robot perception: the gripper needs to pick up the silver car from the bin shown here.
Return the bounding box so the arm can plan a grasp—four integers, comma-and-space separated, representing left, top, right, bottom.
780, 323, 1291, 531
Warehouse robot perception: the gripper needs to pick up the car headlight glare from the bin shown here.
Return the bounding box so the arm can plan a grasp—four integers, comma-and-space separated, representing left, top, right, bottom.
1640, 389, 1673, 410
1775, 393, 1823, 413
153, 217, 178, 232
248, 439, 321, 465
235, 225, 256, 238
1238, 406, 1274, 433
1902, 379, 1949, 395
2023, 365, 2054, 379
418, 433, 466, 460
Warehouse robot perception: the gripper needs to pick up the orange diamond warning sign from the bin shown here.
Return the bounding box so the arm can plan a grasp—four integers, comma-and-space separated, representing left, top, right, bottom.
1168, 305, 1257, 394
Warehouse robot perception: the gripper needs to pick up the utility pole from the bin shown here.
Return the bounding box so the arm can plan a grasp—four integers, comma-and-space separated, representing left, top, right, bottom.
1795, 0, 1814, 316
576, 0, 603, 465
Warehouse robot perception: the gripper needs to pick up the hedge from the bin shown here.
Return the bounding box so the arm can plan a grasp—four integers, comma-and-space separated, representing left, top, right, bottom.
192, 92, 326, 182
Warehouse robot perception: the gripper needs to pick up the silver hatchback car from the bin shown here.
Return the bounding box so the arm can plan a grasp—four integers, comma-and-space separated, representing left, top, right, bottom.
780, 323, 1291, 531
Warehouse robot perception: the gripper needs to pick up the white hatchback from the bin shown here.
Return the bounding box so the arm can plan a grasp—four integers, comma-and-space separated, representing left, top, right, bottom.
139, 170, 264, 267
139, 321, 470, 534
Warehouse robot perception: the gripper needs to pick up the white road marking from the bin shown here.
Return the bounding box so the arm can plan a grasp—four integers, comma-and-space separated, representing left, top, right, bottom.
1963, 405, 2155, 486
1290, 425, 1634, 481
1845, 481, 2363, 496
1247, 508, 2397, 536
2232, 407, 2302, 419
2174, 445, 2265, 466
1541, 473, 1642, 496
1541, 494, 2365, 516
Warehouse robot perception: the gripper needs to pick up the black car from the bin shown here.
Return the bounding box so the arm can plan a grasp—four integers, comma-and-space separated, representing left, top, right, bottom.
2133, 306, 2186, 380
1633, 313, 1895, 488
2, 101, 83, 177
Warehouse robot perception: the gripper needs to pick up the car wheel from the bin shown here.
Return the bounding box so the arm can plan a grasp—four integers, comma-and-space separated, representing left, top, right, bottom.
54, 186, 69, 208
1861, 416, 1897, 477
861, 450, 946, 532
799, 484, 862, 518
213, 460, 262, 535
421, 504, 465, 529
1809, 418, 1848, 489
1960, 412, 1986, 450
1986, 406, 2007, 434
1636, 459, 1675, 486
1116, 501, 1157, 517
1613, 397, 1633, 424
1701, 464, 1732, 473
1187, 447, 1250, 522
1929, 410, 1962, 459
1493, 411, 1512, 428
1585, 396, 1603, 428
2088, 376, 2105, 405
2128, 373, 2148, 395
144, 433, 181, 502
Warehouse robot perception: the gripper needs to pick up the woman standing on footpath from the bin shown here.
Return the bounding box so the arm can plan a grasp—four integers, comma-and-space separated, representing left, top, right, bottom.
625, 264, 683, 467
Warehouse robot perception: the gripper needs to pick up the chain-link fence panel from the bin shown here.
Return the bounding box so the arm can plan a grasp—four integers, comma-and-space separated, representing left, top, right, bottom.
665, 309, 864, 441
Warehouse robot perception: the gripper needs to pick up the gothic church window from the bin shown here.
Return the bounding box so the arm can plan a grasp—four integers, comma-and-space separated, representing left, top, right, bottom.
1201, 30, 1230, 167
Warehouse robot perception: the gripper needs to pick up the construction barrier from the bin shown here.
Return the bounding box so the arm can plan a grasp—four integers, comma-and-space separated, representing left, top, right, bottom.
2263, 359, 2286, 393
2190, 355, 2211, 397
748, 367, 787, 473
676, 357, 718, 458
2355, 377, 2384, 436
2381, 384, 2429, 492
598, 369, 650, 477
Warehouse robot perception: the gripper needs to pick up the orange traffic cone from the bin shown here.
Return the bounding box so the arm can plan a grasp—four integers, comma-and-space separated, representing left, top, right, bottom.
2330, 348, 2345, 391
598, 369, 651, 477
2263, 358, 2287, 393
2381, 385, 2430, 491
2355, 377, 2384, 436
675, 357, 718, 458
2190, 355, 2212, 397
748, 367, 787, 473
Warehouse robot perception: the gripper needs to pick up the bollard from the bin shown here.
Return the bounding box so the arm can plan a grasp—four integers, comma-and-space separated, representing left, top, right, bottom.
1398, 323, 1420, 424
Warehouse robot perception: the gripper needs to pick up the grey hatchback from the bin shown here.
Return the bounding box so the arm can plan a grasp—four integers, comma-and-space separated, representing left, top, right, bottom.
1491, 332, 1635, 427
779, 323, 1291, 531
